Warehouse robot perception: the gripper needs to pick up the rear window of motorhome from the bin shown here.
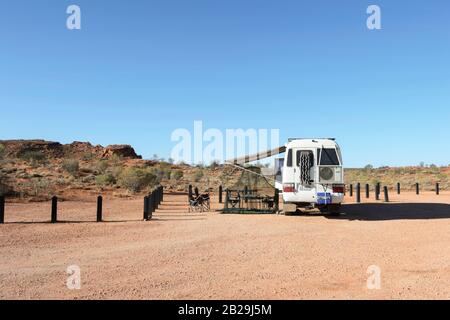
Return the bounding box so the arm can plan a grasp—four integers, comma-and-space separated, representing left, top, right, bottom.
318, 148, 340, 165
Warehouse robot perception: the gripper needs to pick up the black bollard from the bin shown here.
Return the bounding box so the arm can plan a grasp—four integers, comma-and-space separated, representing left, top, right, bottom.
224, 189, 229, 211
416, 183, 419, 195
0, 196, 4, 224
274, 188, 279, 212
188, 185, 193, 200
155, 187, 160, 206
148, 193, 154, 219
436, 183, 440, 195
375, 184, 380, 200
161, 186, 164, 202
384, 186, 389, 202
397, 183, 401, 195
244, 186, 248, 203
148, 193, 154, 218
219, 185, 223, 204
349, 184, 353, 197
51, 196, 58, 223
143, 196, 149, 221
365, 184, 370, 199
154, 189, 159, 210
97, 196, 103, 222
356, 183, 361, 203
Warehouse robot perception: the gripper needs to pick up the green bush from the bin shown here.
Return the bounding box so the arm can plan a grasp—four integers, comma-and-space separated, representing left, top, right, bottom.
118, 168, 158, 193
96, 173, 116, 186
20, 151, 46, 166
82, 152, 95, 161
109, 154, 123, 166
110, 166, 123, 179
170, 170, 183, 181
0, 144, 5, 159
62, 159, 79, 176
194, 169, 204, 182
96, 160, 109, 174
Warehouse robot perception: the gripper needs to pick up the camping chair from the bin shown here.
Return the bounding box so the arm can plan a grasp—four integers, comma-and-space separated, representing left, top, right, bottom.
199, 193, 211, 212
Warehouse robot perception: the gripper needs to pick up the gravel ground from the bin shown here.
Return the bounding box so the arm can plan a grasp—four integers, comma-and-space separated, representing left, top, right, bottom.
1, 192, 450, 300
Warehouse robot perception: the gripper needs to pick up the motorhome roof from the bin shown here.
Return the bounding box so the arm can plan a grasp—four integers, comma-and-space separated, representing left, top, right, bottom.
286, 138, 339, 148
288, 138, 335, 142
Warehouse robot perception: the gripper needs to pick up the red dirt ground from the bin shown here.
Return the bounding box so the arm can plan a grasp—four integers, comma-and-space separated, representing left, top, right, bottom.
1, 192, 450, 299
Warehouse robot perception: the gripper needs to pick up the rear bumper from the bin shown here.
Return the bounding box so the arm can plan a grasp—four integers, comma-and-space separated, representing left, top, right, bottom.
283, 192, 344, 204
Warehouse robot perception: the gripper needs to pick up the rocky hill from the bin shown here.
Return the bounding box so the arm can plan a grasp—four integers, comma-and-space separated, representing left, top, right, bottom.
0, 140, 142, 160
0, 140, 246, 201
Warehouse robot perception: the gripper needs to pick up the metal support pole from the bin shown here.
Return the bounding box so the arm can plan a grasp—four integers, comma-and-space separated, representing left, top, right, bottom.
416, 183, 419, 195
349, 184, 353, 197
397, 182, 401, 195
436, 183, 440, 195
365, 184, 369, 199
219, 185, 223, 204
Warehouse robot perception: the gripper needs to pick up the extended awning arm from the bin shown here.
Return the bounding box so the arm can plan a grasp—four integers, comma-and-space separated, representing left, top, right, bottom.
225, 146, 286, 165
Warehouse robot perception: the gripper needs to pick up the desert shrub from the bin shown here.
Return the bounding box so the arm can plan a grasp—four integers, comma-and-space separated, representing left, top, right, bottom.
110, 166, 123, 180
118, 168, 158, 193
82, 152, 95, 161
0, 144, 5, 159
194, 169, 204, 182
171, 170, 183, 181
62, 159, 79, 176
96, 173, 116, 186
96, 160, 109, 174
20, 151, 46, 166
149, 166, 170, 181
109, 154, 123, 166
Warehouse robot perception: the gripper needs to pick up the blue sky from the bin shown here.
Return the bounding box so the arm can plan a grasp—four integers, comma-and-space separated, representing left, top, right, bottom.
1, 0, 449, 167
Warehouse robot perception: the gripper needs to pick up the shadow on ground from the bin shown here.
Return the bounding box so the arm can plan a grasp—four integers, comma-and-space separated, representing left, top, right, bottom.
333, 203, 450, 221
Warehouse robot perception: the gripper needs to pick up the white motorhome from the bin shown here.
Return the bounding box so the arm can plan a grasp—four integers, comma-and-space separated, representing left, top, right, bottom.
276, 138, 344, 214
228, 138, 345, 215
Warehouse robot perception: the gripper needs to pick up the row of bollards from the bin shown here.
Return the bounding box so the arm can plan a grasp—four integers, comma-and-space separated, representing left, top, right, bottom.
144, 186, 164, 221
348, 182, 441, 203
0, 195, 106, 224
0, 186, 165, 224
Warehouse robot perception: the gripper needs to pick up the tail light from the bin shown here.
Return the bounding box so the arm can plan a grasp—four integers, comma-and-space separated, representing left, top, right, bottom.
283, 183, 295, 193
332, 184, 345, 194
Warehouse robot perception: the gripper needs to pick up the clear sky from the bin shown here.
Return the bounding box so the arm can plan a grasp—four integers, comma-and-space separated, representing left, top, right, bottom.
1, 0, 449, 167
